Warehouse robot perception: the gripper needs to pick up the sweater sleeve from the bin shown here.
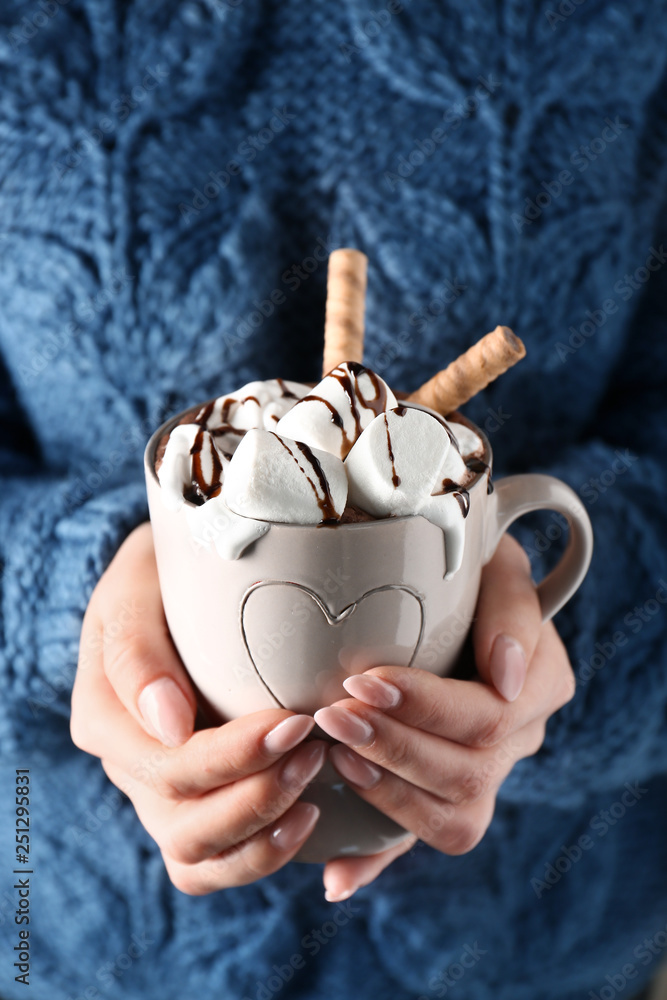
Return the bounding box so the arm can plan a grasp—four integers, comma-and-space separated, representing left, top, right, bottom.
498, 244, 667, 807
0, 371, 148, 754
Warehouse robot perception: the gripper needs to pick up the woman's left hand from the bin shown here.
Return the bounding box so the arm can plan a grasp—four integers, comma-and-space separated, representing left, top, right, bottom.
318, 534, 576, 901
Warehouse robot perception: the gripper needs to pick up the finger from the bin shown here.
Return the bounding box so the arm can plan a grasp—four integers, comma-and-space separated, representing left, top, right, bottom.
160, 801, 321, 894
102, 738, 328, 865
74, 655, 319, 798
95, 524, 197, 746
322, 834, 417, 902
324, 700, 547, 804
334, 622, 573, 750
325, 747, 495, 857
473, 533, 542, 701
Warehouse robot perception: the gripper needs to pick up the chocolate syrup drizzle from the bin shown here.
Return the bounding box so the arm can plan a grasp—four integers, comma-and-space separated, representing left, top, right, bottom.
303, 362, 390, 459
272, 433, 338, 523
466, 456, 494, 494
186, 386, 313, 508
277, 378, 299, 399
189, 427, 224, 503
453, 490, 471, 517
180, 375, 490, 527
427, 411, 494, 498
430, 476, 471, 518
383, 413, 401, 487
433, 477, 458, 495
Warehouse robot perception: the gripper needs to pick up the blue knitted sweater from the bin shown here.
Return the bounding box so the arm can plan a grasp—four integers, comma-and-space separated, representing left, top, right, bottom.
1, 2, 666, 998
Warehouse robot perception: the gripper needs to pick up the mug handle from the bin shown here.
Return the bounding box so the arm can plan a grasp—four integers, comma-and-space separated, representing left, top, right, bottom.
485, 474, 594, 623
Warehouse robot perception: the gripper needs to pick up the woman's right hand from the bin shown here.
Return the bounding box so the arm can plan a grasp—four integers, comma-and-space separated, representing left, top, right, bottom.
70, 523, 327, 894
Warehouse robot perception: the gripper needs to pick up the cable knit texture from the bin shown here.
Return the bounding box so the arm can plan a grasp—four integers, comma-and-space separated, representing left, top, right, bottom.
0, 1, 666, 998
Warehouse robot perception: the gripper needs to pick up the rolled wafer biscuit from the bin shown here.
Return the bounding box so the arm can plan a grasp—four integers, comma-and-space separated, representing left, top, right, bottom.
408, 325, 526, 415
322, 248, 368, 377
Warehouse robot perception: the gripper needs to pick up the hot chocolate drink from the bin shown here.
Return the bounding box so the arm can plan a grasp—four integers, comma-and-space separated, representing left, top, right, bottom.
154, 362, 488, 578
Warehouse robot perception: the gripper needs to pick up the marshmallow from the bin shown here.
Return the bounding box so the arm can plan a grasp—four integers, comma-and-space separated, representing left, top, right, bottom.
201, 379, 310, 430
345, 405, 471, 577
186, 492, 270, 560
158, 372, 479, 575
275, 362, 397, 460
445, 418, 484, 459
158, 423, 227, 511
224, 429, 348, 525
400, 401, 475, 489
345, 406, 451, 516
435, 431, 469, 488
420, 491, 469, 579
198, 379, 311, 457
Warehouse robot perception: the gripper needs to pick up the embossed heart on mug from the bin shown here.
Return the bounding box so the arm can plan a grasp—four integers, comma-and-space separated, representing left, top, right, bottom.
241, 582, 424, 715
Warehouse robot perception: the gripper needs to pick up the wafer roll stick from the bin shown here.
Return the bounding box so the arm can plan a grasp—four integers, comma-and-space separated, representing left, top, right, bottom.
408, 325, 526, 415
322, 248, 368, 377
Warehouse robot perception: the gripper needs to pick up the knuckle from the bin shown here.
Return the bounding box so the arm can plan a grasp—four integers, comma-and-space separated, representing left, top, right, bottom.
457, 765, 493, 804
374, 737, 412, 775
236, 841, 279, 881
150, 766, 185, 803
381, 774, 415, 817
506, 726, 544, 761
131, 750, 182, 800
496, 532, 532, 576
512, 538, 533, 577
104, 630, 151, 686
160, 823, 196, 866
411, 698, 445, 735
162, 856, 208, 896
445, 817, 485, 856
470, 705, 513, 749
437, 801, 494, 856
231, 775, 291, 844
210, 830, 278, 885
240, 782, 283, 833
525, 722, 547, 757
558, 664, 577, 706
69, 711, 95, 755
161, 812, 218, 867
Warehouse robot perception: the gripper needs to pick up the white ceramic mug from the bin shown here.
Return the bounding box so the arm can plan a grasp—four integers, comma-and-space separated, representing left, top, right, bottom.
145, 410, 593, 862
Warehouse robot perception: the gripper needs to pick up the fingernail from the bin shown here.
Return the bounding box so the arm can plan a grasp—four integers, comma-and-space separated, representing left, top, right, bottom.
342, 674, 402, 709
313, 706, 374, 746
489, 634, 527, 702
264, 715, 315, 754
325, 886, 358, 902
138, 677, 193, 747
279, 742, 327, 792
329, 744, 382, 789
271, 802, 320, 852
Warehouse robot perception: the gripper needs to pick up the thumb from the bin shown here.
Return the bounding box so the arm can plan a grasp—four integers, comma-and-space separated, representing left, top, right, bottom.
472, 533, 542, 702
100, 525, 197, 747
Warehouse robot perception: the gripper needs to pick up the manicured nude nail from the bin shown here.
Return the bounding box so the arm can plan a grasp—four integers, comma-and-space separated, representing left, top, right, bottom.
279, 742, 327, 792
138, 677, 192, 747
264, 715, 315, 754
343, 673, 402, 709
324, 886, 358, 902
271, 802, 320, 851
329, 744, 382, 789
313, 706, 374, 746
489, 634, 527, 702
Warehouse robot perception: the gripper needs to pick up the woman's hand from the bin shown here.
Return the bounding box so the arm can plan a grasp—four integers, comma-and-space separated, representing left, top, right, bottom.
316, 534, 576, 901
70, 523, 328, 894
